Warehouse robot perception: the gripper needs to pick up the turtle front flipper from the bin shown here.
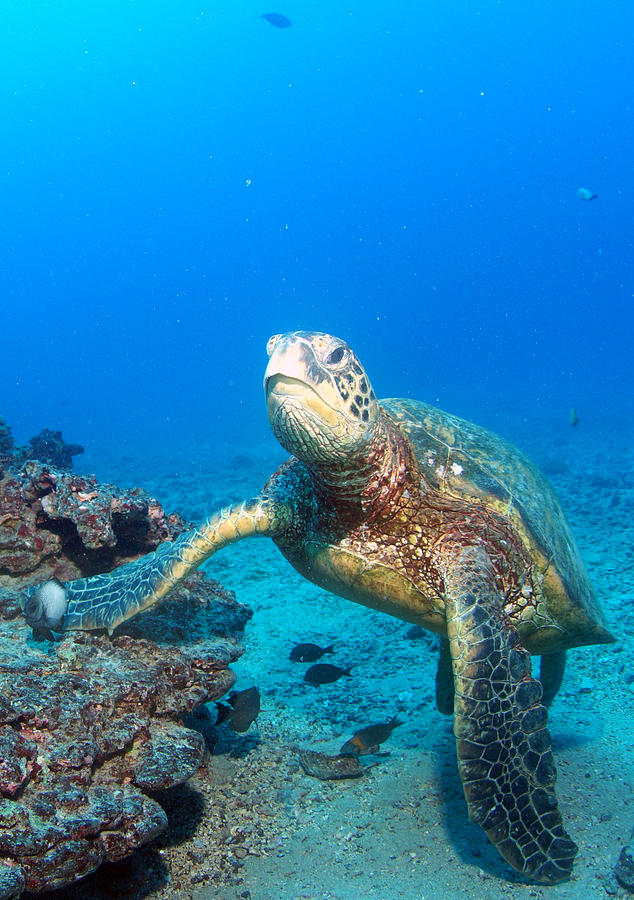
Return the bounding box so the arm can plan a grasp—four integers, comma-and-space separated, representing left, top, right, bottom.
441, 545, 577, 884
24, 496, 290, 635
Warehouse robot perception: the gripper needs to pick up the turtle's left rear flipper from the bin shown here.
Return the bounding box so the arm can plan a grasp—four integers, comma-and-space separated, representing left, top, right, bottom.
442, 545, 577, 884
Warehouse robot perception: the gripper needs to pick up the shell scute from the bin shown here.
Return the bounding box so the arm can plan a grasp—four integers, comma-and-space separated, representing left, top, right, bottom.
380, 398, 612, 648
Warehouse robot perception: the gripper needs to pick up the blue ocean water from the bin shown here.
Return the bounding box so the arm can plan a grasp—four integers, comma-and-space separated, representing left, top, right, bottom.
1, 1, 633, 460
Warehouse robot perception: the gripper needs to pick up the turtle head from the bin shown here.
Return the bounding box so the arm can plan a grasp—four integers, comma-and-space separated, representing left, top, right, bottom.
264, 331, 379, 465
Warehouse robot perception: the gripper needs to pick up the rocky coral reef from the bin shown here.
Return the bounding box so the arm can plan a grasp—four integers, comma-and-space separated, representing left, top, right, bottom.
22, 428, 84, 470
0, 461, 190, 588
0, 458, 254, 897
0, 417, 83, 474
0, 589, 246, 898
0, 419, 13, 461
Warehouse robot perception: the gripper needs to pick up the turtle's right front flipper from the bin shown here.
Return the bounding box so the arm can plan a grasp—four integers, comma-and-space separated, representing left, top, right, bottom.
24, 496, 290, 635
441, 545, 577, 884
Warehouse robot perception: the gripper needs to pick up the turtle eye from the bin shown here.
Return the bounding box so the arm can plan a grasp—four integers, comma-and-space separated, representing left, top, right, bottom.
326, 346, 346, 366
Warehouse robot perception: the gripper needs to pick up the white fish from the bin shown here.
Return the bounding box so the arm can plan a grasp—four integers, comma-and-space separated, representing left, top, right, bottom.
576, 187, 597, 201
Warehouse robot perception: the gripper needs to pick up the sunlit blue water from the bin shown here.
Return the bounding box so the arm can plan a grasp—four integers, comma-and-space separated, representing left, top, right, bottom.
2, 1, 632, 461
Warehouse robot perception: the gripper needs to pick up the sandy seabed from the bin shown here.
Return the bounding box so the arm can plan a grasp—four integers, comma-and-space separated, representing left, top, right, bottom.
32, 410, 634, 900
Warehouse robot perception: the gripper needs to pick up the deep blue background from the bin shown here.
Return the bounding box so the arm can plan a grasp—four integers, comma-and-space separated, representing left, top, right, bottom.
2, 1, 632, 458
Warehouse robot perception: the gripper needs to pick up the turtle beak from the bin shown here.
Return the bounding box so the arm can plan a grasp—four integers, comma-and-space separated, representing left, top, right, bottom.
263, 332, 331, 394
263, 334, 340, 428
264, 333, 310, 399
264, 335, 298, 396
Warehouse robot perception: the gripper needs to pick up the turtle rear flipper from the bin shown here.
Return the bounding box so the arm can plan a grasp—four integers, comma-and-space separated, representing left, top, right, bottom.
435, 637, 454, 715
443, 546, 577, 884
24, 497, 290, 635
539, 650, 567, 708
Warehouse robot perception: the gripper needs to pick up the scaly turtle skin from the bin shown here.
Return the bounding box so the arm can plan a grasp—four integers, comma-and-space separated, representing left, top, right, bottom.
25, 331, 614, 884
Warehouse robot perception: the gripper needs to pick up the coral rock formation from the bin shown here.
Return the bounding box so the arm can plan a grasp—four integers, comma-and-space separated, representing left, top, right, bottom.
0, 457, 254, 897
24, 427, 84, 470
0, 417, 84, 473
0, 418, 13, 461
0, 589, 243, 897
0, 461, 189, 586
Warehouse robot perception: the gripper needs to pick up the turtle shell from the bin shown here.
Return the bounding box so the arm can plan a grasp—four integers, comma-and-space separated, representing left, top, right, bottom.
382, 398, 613, 650
272, 397, 613, 654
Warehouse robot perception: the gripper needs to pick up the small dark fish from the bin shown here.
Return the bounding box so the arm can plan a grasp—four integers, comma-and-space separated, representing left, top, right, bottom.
569, 407, 580, 427
226, 686, 260, 733
304, 663, 352, 685
183, 704, 218, 751
290, 642, 335, 662
214, 701, 233, 725
262, 12, 292, 28
340, 714, 404, 756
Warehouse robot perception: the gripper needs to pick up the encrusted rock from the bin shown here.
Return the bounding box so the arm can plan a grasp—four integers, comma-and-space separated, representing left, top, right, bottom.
0, 865, 24, 900
0, 417, 85, 477
0, 590, 246, 896
23, 427, 84, 470
0, 459, 255, 896
0, 416, 84, 473
0, 461, 189, 585
0, 418, 14, 462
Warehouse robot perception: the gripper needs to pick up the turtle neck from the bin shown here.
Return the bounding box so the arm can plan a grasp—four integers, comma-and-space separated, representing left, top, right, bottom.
307, 409, 415, 525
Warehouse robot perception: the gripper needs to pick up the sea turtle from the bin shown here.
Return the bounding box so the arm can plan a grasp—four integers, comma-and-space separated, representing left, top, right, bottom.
25, 331, 614, 884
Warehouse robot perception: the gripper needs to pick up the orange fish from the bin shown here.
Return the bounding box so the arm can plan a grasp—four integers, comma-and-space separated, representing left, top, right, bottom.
340, 714, 404, 756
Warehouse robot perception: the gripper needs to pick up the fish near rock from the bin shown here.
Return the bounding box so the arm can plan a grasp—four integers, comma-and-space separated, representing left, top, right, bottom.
340, 714, 404, 756
290, 642, 335, 662
215, 701, 233, 725
304, 663, 352, 685
225, 686, 261, 733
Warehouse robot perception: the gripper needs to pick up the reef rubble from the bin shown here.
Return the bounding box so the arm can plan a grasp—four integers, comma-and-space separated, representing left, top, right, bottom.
0, 458, 254, 897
